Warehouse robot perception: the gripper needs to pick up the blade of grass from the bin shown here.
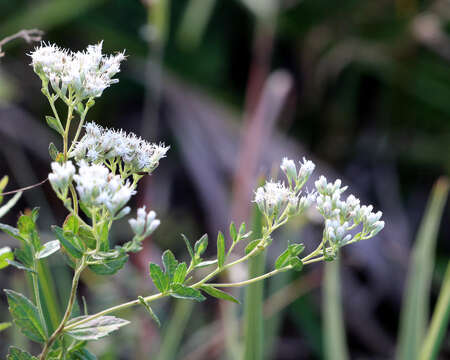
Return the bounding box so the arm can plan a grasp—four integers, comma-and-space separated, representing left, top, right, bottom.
419, 261, 450, 360
396, 177, 449, 360
155, 299, 194, 360
243, 205, 265, 360
323, 257, 349, 360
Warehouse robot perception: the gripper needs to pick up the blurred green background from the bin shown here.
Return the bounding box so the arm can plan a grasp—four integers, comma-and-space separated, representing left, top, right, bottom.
0, 0, 449, 359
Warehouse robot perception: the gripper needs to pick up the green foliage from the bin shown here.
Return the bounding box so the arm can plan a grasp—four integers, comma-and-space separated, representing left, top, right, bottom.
396, 178, 449, 360
138, 296, 161, 327
173, 262, 187, 284
36, 241, 61, 260
162, 250, 178, 281
5, 289, 46, 343
170, 284, 205, 302
217, 231, 225, 267
65, 316, 129, 340
149, 263, 169, 293
0, 246, 14, 269
88, 250, 128, 275
45, 115, 64, 135
7, 347, 38, 360
0, 322, 12, 332
200, 285, 240, 304
275, 243, 305, 270
53, 225, 84, 259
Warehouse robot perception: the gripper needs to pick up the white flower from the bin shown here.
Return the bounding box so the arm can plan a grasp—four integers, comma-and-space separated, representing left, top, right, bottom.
298, 157, 315, 182
73, 161, 135, 215
280, 158, 297, 183
48, 161, 76, 194
280, 157, 315, 188
30, 42, 125, 99
129, 206, 160, 237
254, 181, 297, 217
70, 122, 169, 174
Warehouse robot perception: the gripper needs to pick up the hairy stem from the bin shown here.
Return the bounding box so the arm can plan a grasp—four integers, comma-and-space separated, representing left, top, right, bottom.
39, 256, 87, 359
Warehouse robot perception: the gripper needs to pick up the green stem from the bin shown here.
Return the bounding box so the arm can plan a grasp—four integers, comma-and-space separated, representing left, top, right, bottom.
209, 266, 291, 288
39, 256, 87, 360
68, 99, 93, 154
32, 262, 48, 337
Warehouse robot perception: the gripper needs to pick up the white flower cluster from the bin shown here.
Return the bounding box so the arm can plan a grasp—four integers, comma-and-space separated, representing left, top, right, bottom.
48, 161, 76, 196
281, 157, 315, 189
30, 42, 125, 99
73, 161, 135, 216
70, 123, 169, 174
128, 206, 160, 238
315, 175, 384, 247
254, 157, 316, 220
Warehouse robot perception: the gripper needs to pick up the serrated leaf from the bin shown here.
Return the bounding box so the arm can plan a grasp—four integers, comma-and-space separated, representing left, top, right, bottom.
181, 234, 195, 261
63, 215, 79, 234
48, 143, 59, 161
194, 234, 208, 257
6, 260, 36, 273
200, 285, 240, 304
18, 213, 40, 250
149, 263, 169, 292
0, 246, 14, 269
14, 246, 34, 268
229, 222, 237, 243
195, 259, 218, 268
7, 347, 38, 360
36, 240, 60, 259
53, 226, 83, 259
217, 231, 225, 268
289, 257, 303, 271
65, 315, 129, 340
275, 248, 291, 269
173, 262, 187, 284
78, 226, 96, 249
138, 296, 161, 327
162, 250, 178, 281
170, 284, 206, 301
5, 289, 46, 343
45, 115, 64, 135
88, 251, 128, 275
0, 322, 12, 332
245, 239, 261, 254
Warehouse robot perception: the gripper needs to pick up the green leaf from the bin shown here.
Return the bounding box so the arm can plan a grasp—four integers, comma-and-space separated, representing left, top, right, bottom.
48, 143, 59, 161
5, 289, 46, 343
0, 322, 12, 332
0, 192, 22, 219
194, 234, 208, 258
52, 226, 83, 259
288, 243, 305, 257
14, 247, 34, 268
162, 250, 178, 281
217, 231, 225, 268
173, 262, 187, 284
36, 240, 60, 259
97, 221, 109, 252
138, 296, 161, 327
275, 249, 291, 269
239, 222, 246, 236
181, 234, 195, 261
18, 213, 40, 250
65, 315, 129, 340
7, 347, 38, 360
0, 176, 8, 203
289, 257, 303, 271
149, 263, 169, 292
45, 115, 64, 135
78, 225, 96, 249
6, 259, 36, 273
200, 285, 240, 304
88, 251, 128, 275
170, 284, 206, 301
0, 223, 25, 242
229, 222, 237, 243
195, 259, 218, 268
0, 246, 14, 269
69, 348, 97, 360
245, 239, 261, 254
397, 178, 449, 360
63, 215, 79, 234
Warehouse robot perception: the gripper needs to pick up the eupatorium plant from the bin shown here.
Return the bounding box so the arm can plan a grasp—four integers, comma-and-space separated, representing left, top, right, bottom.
0, 42, 384, 360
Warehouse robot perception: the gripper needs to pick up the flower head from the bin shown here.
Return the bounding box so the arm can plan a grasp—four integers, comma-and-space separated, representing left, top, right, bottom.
30, 42, 125, 99
73, 161, 135, 216
48, 161, 76, 195
254, 181, 297, 217
70, 122, 169, 175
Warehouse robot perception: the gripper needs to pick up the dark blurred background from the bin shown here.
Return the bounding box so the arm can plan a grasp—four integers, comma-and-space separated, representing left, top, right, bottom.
0, 0, 449, 359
